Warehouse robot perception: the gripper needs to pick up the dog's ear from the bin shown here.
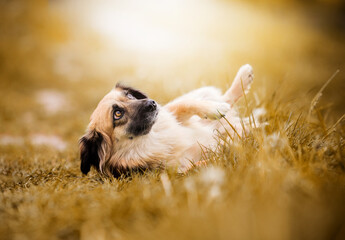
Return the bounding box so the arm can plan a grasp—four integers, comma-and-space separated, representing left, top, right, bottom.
79, 130, 104, 175
115, 82, 148, 99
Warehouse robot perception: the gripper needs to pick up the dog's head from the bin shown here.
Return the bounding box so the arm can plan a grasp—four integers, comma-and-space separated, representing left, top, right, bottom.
79, 83, 159, 177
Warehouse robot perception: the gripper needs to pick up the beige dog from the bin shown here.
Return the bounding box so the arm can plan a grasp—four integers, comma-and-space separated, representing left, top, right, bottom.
80, 64, 257, 177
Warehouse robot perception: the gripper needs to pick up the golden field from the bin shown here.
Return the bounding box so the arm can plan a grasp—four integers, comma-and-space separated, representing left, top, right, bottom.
0, 1, 344, 239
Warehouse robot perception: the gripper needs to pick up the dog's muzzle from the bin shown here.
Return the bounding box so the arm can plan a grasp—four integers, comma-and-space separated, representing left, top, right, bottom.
126, 99, 159, 137
144, 100, 157, 112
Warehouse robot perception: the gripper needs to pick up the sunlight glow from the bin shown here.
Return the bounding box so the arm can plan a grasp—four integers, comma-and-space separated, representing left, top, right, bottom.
54, 0, 320, 92
86, 0, 224, 56
92, 9, 184, 54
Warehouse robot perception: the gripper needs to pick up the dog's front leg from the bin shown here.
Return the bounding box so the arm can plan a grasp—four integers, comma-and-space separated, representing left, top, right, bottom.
165, 100, 230, 124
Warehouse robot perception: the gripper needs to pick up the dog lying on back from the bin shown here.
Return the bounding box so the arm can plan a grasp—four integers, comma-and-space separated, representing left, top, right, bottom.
79, 64, 258, 177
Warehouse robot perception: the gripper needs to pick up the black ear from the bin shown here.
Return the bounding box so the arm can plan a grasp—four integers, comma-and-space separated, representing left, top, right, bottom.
115, 82, 148, 99
79, 131, 103, 175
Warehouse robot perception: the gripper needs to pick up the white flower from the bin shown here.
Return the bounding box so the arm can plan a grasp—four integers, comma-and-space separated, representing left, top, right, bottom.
36, 90, 68, 115
200, 166, 225, 185
200, 167, 225, 200
30, 134, 67, 151
267, 132, 285, 148
184, 177, 196, 192
160, 173, 172, 197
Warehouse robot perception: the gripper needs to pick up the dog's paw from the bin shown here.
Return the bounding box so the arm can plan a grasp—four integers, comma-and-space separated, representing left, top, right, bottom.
237, 64, 254, 89
204, 102, 230, 120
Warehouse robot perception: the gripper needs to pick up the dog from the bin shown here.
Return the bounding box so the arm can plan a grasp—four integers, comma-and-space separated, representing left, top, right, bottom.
79, 64, 259, 177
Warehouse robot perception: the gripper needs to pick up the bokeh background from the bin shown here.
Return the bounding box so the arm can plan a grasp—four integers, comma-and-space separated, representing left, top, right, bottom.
0, 0, 345, 239
0, 0, 344, 143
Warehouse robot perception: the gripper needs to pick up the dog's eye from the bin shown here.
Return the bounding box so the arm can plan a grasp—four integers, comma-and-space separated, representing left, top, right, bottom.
114, 110, 123, 120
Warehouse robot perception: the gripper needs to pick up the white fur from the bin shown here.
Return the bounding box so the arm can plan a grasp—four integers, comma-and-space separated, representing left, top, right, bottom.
108, 64, 257, 172
82, 64, 262, 175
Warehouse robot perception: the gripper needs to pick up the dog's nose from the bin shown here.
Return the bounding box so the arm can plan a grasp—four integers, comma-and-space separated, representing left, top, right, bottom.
145, 100, 157, 112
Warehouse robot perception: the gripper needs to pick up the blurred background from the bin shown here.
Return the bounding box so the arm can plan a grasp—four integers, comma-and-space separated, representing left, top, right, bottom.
0, 0, 344, 159
1, 1, 345, 239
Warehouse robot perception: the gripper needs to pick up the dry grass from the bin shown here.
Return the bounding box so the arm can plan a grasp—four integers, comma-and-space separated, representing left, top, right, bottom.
1, 1, 345, 240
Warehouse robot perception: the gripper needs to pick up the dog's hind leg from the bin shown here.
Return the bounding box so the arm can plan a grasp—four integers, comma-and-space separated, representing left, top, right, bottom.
169, 86, 223, 102
166, 64, 253, 125
223, 64, 254, 105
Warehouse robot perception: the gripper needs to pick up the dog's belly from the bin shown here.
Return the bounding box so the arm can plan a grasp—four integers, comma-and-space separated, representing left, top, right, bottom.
174, 119, 219, 172
148, 108, 218, 170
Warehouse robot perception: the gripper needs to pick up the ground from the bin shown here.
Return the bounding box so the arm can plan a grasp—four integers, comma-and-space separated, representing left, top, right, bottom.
0, 1, 345, 240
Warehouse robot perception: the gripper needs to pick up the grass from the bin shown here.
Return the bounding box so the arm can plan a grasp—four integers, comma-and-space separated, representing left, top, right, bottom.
1, 89, 344, 240
1, 1, 345, 240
